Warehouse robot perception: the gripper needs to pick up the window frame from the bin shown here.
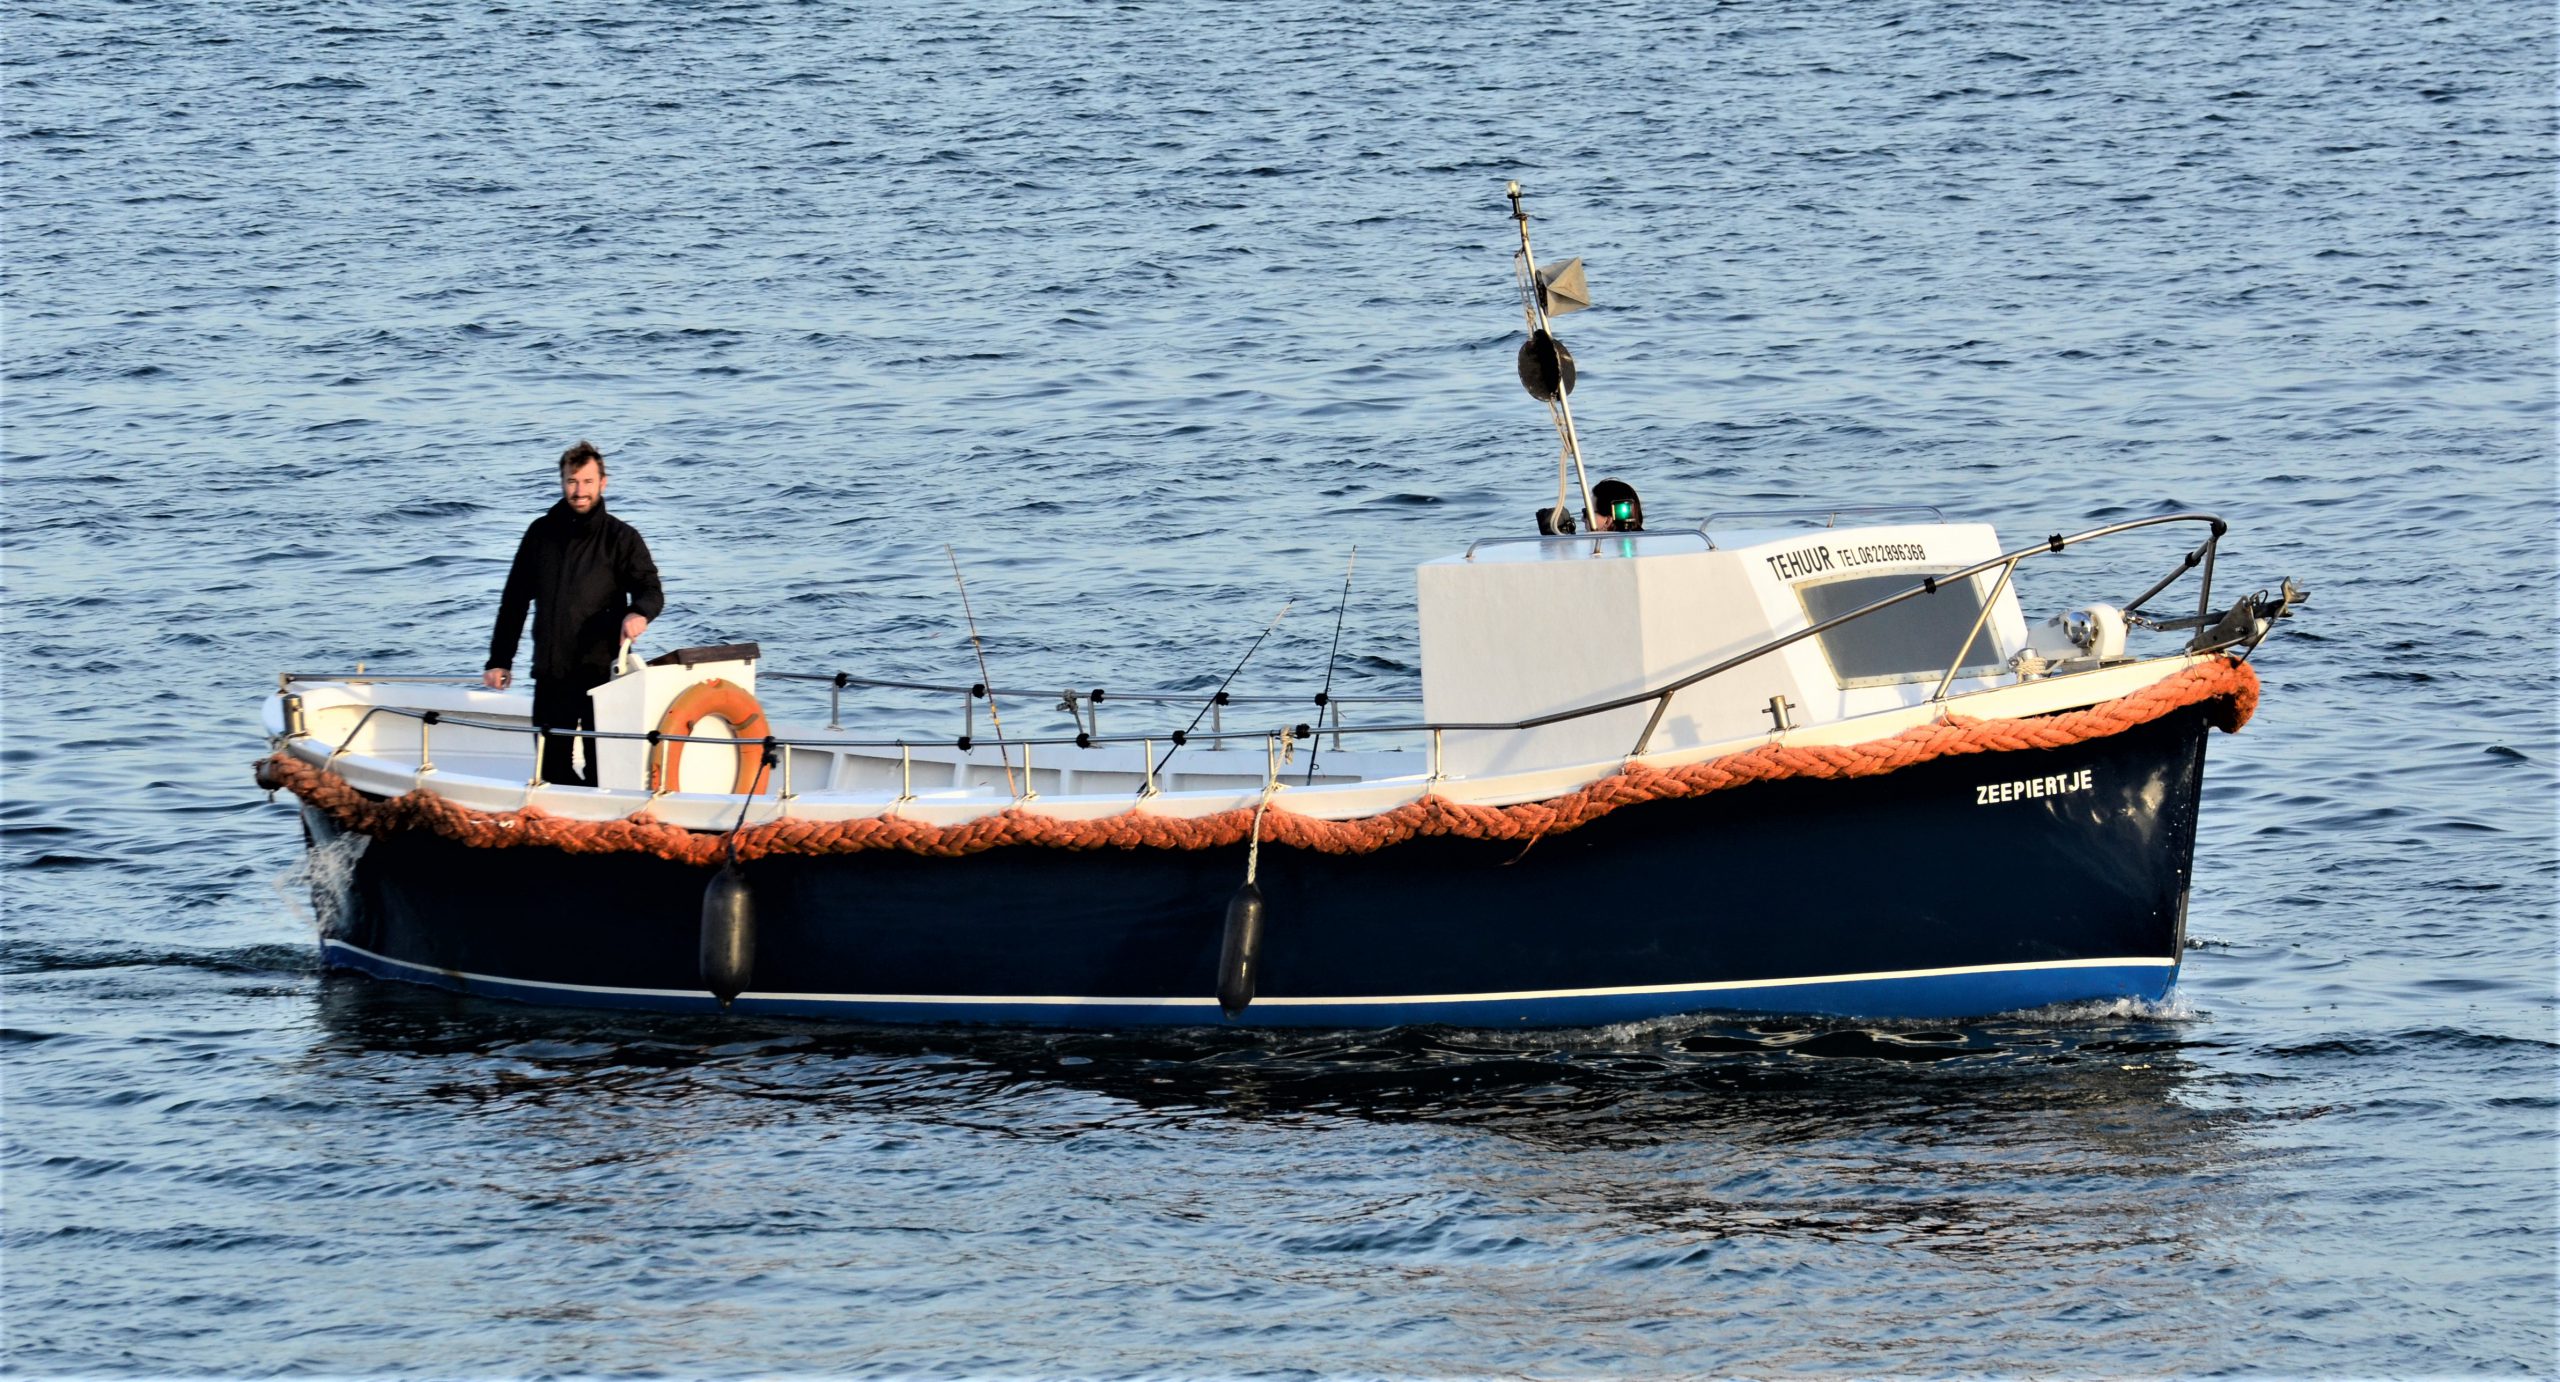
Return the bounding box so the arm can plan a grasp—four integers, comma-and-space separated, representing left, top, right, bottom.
1796, 567, 2009, 690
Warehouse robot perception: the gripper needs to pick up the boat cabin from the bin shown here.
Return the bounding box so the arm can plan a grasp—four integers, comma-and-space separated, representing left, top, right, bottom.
1421, 517, 2023, 778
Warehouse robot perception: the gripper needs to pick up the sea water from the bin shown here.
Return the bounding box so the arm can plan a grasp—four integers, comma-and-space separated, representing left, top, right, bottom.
4, 2, 2553, 1373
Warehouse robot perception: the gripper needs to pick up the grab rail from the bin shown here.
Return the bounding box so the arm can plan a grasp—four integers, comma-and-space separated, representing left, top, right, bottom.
756, 671, 1416, 706
277, 513, 2242, 800
1461, 529, 1713, 560
1321, 514, 2228, 740
276, 668, 1418, 709
1698, 503, 1949, 542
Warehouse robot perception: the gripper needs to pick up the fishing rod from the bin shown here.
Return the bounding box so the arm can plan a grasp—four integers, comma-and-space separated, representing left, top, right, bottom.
946, 544, 1017, 796
1150, 597, 1294, 787
1304, 547, 1355, 785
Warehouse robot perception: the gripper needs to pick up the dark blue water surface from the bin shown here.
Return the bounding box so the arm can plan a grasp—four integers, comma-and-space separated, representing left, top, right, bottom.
6, 2, 2555, 1374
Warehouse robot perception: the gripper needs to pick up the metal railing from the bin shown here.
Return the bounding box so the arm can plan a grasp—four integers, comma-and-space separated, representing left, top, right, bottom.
1699, 503, 1950, 543
1323, 513, 2237, 759
757, 670, 1417, 749
295, 703, 1344, 804
279, 512, 2248, 800
1461, 529, 1713, 560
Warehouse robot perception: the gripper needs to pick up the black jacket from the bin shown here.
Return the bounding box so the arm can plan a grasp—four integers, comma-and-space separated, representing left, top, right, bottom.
486, 498, 665, 682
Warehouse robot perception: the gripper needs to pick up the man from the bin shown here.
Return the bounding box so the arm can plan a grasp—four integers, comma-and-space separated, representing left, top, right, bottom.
484, 440, 664, 786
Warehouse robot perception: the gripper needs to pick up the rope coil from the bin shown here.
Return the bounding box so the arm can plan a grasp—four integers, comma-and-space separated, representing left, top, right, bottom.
260, 658, 2258, 870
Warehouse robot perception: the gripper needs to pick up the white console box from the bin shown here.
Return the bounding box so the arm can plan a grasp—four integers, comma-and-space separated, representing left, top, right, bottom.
1418, 534, 1822, 780
1416, 523, 2020, 780
589, 651, 759, 792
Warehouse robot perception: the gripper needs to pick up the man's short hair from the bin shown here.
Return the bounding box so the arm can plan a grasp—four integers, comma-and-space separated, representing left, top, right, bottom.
558, 440, 605, 474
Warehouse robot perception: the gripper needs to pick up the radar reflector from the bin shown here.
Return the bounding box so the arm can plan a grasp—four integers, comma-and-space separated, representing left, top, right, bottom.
1536, 257, 1591, 316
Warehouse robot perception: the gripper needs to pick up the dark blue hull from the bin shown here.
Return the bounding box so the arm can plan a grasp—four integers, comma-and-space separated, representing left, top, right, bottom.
315, 703, 2214, 1028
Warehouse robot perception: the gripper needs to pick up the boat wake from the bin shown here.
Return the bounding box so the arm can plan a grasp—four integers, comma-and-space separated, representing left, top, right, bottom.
2004, 987, 2201, 1025
1461, 986, 2203, 1051
0, 940, 316, 978
270, 829, 367, 940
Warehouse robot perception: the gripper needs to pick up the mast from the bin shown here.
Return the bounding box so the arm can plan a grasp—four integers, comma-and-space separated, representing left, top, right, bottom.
1507, 181, 1595, 531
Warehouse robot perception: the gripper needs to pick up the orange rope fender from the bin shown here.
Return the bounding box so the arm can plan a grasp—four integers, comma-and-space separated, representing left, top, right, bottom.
263, 656, 2258, 869
647, 678, 772, 796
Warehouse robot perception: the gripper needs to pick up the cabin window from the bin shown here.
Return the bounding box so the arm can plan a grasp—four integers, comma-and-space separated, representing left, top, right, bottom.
1798, 570, 2006, 688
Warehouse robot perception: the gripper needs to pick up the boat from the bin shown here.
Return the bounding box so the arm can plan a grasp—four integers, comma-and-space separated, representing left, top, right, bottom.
256, 186, 2303, 1028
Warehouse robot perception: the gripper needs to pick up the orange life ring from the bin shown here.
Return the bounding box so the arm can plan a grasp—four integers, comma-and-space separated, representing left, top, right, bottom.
648, 678, 773, 795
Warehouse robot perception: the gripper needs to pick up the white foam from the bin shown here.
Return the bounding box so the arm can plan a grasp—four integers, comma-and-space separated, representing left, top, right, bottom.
2006, 986, 2202, 1025
269, 829, 369, 940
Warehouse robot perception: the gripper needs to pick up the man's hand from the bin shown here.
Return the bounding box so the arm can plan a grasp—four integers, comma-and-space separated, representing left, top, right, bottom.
622, 614, 649, 642
483, 667, 511, 691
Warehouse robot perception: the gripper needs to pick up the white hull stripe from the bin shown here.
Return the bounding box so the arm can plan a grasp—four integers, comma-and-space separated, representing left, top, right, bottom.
322, 939, 2173, 1009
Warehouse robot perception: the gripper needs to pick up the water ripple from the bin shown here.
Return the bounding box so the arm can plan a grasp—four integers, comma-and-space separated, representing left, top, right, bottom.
2, 0, 2553, 1375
